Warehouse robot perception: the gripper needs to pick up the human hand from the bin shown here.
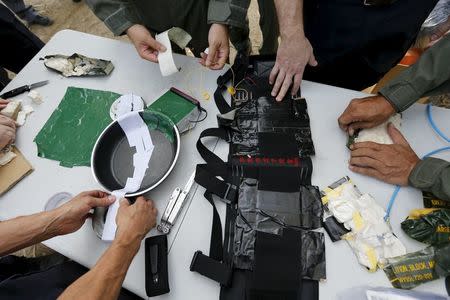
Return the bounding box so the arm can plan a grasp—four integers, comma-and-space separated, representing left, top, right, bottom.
269, 29, 317, 101
51, 191, 115, 235
0, 98, 9, 109
127, 24, 167, 63
349, 123, 420, 186
199, 24, 229, 70
338, 95, 396, 136
0, 115, 16, 149
115, 196, 157, 244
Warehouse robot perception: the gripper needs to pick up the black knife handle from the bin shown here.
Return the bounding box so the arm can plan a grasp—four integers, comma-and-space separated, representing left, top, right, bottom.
0, 85, 30, 99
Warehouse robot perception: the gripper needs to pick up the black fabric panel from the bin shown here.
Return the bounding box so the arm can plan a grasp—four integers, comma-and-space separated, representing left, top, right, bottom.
259, 132, 298, 157
249, 229, 302, 299
220, 270, 319, 300
258, 167, 302, 193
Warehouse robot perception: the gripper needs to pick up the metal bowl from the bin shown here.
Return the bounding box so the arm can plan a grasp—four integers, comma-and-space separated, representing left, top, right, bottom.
91, 110, 180, 238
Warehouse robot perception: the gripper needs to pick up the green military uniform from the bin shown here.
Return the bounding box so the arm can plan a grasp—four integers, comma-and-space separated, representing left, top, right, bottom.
380, 35, 450, 201
85, 0, 248, 56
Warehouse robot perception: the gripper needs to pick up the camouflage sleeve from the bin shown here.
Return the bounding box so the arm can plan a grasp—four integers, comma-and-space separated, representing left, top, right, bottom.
208, 0, 249, 29
409, 157, 450, 202
85, 0, 141, 35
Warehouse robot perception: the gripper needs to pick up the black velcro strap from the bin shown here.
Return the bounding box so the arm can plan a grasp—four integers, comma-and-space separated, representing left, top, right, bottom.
190, 251, 233, 286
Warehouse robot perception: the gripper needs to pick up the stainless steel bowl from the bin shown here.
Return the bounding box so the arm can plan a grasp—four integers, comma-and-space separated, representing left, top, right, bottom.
91, 110, 180, 238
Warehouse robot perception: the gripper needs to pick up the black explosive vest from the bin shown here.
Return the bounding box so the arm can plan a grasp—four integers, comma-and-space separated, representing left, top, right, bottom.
190, 55, 325, 300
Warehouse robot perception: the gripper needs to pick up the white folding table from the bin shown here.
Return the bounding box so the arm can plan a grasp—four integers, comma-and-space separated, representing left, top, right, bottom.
1, 30, 448, 299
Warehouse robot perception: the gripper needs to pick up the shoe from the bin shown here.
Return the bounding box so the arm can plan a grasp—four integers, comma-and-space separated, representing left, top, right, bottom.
29, 14, 54, 27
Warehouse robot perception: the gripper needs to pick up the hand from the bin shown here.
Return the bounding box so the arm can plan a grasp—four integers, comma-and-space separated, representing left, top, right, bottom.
51, 190, 115, 235
269, 29, 317, 101
0, 115, 16, 149
349, 123, 420, 186
199, 24, 229, 70
115, 196, 157, 244
127, 24, 166, 63
338, 95, 396, 136
0, 98, 9, 109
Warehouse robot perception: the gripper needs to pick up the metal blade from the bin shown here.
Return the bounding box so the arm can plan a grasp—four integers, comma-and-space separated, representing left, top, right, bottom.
182, 171, 196, 194
29, 80, 49, 89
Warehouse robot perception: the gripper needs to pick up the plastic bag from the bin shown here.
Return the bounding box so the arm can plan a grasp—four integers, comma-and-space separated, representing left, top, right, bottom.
382, 243, 450, 289
401, 208, 450, 245
321, 176, 406, 271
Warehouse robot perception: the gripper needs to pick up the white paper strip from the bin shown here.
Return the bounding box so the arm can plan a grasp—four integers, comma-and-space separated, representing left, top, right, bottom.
101, 111, 154, 241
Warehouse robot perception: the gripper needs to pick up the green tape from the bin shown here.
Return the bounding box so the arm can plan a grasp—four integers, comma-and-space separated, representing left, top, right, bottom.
148, 90, 196, 124
34, 87, 120, 167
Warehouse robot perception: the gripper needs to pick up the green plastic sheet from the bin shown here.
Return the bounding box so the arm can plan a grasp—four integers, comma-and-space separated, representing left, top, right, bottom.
34, 87, 120, 167
35, 87, 194, 167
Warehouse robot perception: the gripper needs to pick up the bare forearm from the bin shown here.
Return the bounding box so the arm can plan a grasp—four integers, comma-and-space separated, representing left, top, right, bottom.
274, 0, 304, 37
59, 237, 140, 300
0, 211, 60, 256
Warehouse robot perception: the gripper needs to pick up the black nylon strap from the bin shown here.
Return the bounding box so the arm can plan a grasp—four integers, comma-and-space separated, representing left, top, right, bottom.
190, 251, 233, 286
214, 86, 232, 115
195, 164, 238, 204
205, 192, 223, 261
196, 127, 230, 170
214, 53, 249, 114
189, 191, 233, 286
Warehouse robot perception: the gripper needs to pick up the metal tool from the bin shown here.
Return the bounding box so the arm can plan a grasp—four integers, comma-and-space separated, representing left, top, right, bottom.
0, 80, 49, 99
157, 171, 196, 234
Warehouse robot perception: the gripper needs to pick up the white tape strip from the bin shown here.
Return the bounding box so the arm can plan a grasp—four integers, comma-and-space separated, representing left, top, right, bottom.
155, 27, 192, 77
156, 30, 179, 77
102, 111, 154, 241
